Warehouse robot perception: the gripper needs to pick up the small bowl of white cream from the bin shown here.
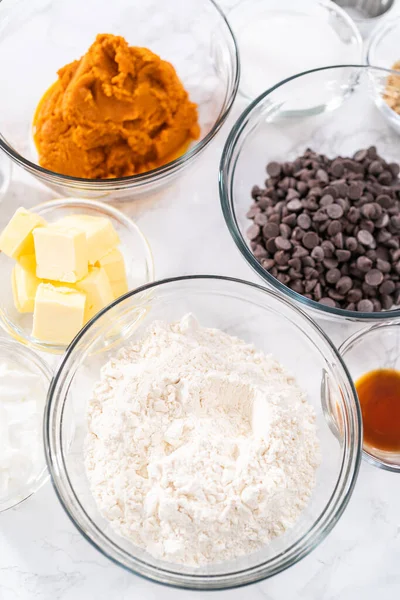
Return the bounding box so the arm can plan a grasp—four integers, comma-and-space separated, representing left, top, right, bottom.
229, 0, 362, 107
0, 337, 52, 512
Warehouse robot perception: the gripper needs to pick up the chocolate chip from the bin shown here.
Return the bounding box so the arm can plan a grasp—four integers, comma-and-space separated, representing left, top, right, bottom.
357, 299, 374, 312
356, 256, 373, 272
287, 199, 303, 212
327, 221, 342, 237
302, 256, 316, 268
303, 232, 320, 249
369, 160, 383, 175
254, 245, 268, 260
326, 268, 341, 284
336, 249, 351, 262
323, 257, 339, 269
379, 279, 395, 295
282, 213, 297, 227
357, 229, 375, 247
365, 269, 384, 287
267, 162, 281, 177
320, 194, 334, 207
348, 182, 363, 200
296, 213, 311, 230
376, 258, 391, 273
247, 224, 260, 240
261, 258, 275, 271
331, 162, 344, 178
347, 288, 362, 303
328, 289, 345, 301
354, 149, 367, 162
319, 297, 336, 307
275, 236, 292, 251
274, 250, 290, 265
326, 204, 343, 220
286, 188, 299, 200
311, 246, 324, 261
266, 238, 277, 253
292, 246, 309, 259
336, 276, 352, 294
263, 222, 280, 238
345, 237, 358, 252
332, 232, 344, 249
381, 294, 394, 310
379, 171, 393, 186
279, 223, 292, 239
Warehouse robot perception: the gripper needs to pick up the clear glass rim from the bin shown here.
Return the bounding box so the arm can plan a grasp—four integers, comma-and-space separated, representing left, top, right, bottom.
219, 64, 400, 322
0, 336, 53, 512
339, 320, 400, 473
366, 14, 400, 67
0, 198, 155, 354
0, 0, 240, 190
44, 274, 362, 590
229, 0, 362, 103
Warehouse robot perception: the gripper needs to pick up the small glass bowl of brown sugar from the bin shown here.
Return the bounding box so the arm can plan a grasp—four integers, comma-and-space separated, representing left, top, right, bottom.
366, 16, 400, 134
339, 322, 400, 472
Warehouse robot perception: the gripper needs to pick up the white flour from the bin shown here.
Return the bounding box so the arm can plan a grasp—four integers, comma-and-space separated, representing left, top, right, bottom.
85, 315, 320, 566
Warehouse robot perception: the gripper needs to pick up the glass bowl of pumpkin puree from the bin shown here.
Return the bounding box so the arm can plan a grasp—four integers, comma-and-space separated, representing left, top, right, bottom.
0, 0, 239, 200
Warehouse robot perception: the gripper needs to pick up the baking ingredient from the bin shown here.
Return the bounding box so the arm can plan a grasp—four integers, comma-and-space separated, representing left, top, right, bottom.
57, 215, 120, 264
32, 283, 86, 345
0, 361, 45, 501
109, 278, 128, 300
95, 247, 128, 299
247, 147, 400, 312
235, 13, 354, 100
0, 208, 46, 259
12, 255, 40, 313
0, 206, 130, 343
384, 62, 400, 114
75, 266, 113, 321
95, 247, 127, 283
33, 224, 88, 283
355, 368, 400, 453
33, 34, 200, 179
85, 315, 320, 566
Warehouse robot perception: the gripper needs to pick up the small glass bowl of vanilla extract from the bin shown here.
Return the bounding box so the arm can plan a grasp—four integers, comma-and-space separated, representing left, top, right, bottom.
340, 322, 400, 472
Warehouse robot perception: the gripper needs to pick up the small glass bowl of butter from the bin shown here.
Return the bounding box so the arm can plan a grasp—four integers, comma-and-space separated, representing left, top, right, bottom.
0, 199, 154, 353
0, 337, 52, 512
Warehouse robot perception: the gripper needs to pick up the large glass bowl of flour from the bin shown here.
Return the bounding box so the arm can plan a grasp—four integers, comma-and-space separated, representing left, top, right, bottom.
44, 276, 361, 590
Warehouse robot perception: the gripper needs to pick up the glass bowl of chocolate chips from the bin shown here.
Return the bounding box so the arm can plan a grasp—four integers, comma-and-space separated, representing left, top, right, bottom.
220, 65, 400, 344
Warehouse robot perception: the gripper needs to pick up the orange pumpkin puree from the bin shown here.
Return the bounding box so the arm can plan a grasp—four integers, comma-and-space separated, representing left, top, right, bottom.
33, 34, 200, 179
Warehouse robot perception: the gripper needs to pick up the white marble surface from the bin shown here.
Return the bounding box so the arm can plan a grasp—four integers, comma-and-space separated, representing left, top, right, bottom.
1, 0, 400, 598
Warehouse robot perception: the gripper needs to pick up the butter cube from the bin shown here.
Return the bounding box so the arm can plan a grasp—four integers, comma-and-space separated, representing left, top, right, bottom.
0, 208, 46, 259
11, 255, 40, 313
33, 225, 88, 283
57, 215, 120, 264
75, 266, 114, 322
95, 248, 127, 282
110, 278, 129, 300
32, 283, 86, 345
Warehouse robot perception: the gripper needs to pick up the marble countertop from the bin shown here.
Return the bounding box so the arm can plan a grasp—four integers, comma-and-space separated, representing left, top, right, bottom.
1, 1, 400, 598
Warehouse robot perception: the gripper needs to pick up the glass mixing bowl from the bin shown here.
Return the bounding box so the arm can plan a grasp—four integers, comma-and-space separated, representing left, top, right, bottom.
366, 17, 400, 134
44, 276, 361, 590
339, 321, 400, 473
220, 65, 400, 345
0, 199, 154, 354
0, 152, 11, 203
0, 337, 52, 512
0, 0, 239, 200
228, 0, 362, 102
